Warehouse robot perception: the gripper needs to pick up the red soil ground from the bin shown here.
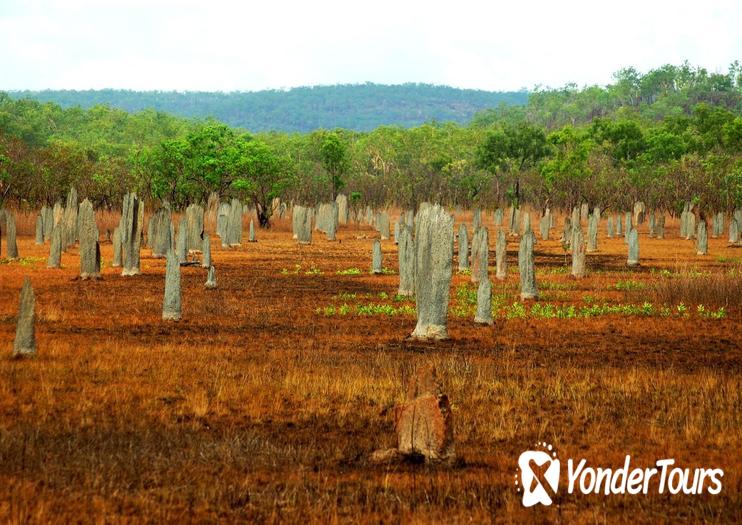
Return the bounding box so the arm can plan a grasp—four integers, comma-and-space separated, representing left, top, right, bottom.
0, 212, 739, 523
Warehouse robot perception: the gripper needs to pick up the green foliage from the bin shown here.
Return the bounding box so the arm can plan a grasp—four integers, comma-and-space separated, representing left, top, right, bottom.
316, 302, 415, 317
473, 62, 741, 130
0, 62, 739, 214
540, 126, 593, 207
591, 119, 647, 164
335, 267, 362, 275
696, 305, 727, 319
476, 122, 549, 204
10, 84, 528, 132
455, 284, 478, 306
281, 264, 302, 275
135, 123, 289, 224
614, 280, 646, 291
498, 300, 723, 320
318, 131, 348, 199
505, 302, 528, 319
0, 256, 46, 266
483, 123, 550, 171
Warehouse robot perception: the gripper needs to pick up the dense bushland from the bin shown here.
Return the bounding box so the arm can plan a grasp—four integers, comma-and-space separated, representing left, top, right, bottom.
1, 63, 740, 222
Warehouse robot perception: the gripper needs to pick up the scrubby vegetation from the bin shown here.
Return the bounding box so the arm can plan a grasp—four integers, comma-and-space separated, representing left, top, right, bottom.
8, 84, 528, 132
2, 63, 740, 220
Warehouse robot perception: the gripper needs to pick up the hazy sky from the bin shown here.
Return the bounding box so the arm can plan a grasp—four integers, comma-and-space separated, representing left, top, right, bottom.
1, 0, 740, 92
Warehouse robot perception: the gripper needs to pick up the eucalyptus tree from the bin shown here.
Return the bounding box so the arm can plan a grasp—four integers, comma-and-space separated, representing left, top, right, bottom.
319, 130, 349, 201
232, 135, 293, 228
539, 126, 592, 211
476, 122, 549, 209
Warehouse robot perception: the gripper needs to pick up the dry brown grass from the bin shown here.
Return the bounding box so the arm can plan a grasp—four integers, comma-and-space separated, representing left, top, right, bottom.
630, 270, 742, 309
0, 213, 740, 523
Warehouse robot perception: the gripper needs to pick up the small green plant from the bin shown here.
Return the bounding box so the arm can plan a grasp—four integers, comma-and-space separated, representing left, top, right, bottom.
356, 303, 412, 316
505, 302, 527, 319
708, 307, 726, 319
695, 304, 726, 319
491, 293, 507, 311
615, 279, 645, 291
451, 305, 472, 318
1, 256, 46, 266
558, 305, 578, 319
455, 284, 478, 306
304, 267, 322, 275
338, 304, 351, 316
530, 302, 557, 318
694, 304, 727, 319
395, 304, 416, 315
22, 256, 46, 266
316, 306, 337, 316
281, 264, 303, 275
579, 304, 606, 317
336, 267, 362, 275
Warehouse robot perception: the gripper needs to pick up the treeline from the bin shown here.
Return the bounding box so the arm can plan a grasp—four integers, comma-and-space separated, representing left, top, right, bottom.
8, 84, 528, 133
1, 63, 740, 224
472, 61, 741, 128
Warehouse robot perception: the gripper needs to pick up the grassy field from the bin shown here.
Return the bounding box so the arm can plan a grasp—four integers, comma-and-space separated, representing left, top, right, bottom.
1, 212, 740, 523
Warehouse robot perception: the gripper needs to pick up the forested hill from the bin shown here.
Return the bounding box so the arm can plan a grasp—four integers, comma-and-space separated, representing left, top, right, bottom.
8, 84, 528, 132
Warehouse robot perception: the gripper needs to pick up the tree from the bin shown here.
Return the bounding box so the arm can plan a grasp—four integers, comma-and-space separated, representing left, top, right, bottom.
232, 136, 291, 228
318, 131, 348, 200
134, 138, 193, 207
539, 126, 593, 210
590, 119, 646, 164
183, 122, 246, 198
135, 123, 256, 208
476, 122, 549, 205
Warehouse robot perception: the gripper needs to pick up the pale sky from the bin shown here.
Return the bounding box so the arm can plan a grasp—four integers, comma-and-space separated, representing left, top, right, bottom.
1, 0, 740, 92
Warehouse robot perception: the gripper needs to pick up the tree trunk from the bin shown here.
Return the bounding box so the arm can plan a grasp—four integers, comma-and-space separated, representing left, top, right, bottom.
255, 200, 272, 229
258, 210, 271, 228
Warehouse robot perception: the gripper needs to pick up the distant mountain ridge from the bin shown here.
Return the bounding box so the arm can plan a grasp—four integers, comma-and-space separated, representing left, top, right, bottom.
8, 84, 528, 132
